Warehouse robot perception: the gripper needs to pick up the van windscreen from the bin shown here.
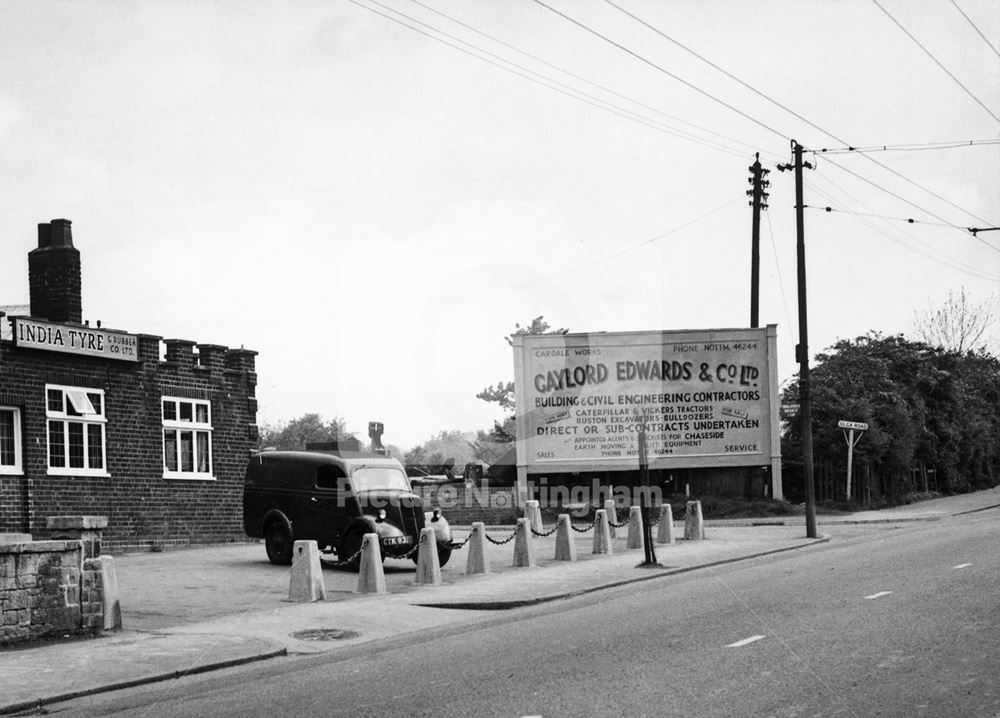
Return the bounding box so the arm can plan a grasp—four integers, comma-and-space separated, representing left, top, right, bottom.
351, 466, 409, 492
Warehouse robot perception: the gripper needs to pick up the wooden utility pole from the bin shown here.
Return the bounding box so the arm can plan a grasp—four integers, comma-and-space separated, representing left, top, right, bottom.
747, 153, 770, 328
779, 141, 817, 538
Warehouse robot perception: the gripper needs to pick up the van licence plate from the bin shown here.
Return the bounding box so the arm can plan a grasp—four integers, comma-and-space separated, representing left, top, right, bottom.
382, 536, 412, 546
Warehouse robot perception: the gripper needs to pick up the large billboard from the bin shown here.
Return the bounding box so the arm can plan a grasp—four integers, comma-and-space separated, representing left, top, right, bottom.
512, 326, 781, 479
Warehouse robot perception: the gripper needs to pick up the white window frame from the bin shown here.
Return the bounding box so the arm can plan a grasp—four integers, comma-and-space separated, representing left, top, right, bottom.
45, 384, 109, 477
162, 396, 214, 480
0, 406, 23, 475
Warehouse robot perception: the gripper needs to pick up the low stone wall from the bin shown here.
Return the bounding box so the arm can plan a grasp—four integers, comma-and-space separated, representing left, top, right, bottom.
0, 516, 119, 646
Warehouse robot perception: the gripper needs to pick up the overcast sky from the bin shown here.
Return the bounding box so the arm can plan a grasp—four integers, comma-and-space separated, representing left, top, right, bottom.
1, 0, 997, 449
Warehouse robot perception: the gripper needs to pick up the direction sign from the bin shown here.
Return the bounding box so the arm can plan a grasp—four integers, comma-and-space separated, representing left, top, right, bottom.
837, 420, 868, 431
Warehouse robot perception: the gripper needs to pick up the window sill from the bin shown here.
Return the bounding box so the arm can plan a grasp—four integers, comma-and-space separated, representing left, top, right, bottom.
162, 473, 217, 481
0, 468, 24, 476
46, 469, 112, 478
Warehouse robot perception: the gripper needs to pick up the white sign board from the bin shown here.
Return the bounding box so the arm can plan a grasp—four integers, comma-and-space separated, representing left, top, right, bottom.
12, 316, 138, 362
837, 420, 868, 431
513, 326, 781, 474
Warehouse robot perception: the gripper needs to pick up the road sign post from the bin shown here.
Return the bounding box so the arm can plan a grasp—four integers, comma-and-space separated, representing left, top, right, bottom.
837, 420, 868, 501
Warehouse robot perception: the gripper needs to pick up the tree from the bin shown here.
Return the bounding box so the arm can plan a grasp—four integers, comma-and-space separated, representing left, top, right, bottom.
419, 430, 476, 467
474, 316, 568, 455
781, 332, 1000, 505
403, 445, 427, 466
257, 413, 356, 450
913, 286, 997, 353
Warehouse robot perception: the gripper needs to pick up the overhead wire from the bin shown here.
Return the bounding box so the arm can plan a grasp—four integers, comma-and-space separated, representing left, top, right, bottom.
355, 0, 999, 264
414, 190, 744, 310
871, 0, 1000, 125
603, 0, 999, 228
802, 205, 966, 231
764, 210, 796, 344
405, 0, 777, 162
819, 154, 997, 233
507, 196, 743, 291
948, 0, 1000, 59
348, 0, 763, 161
814, 139, 1000, 154
809, 196, 997, 282
817, 155, 1000, 252
603, 0, 830, 142
531, 0, 792, 142
807, 173, 999, 280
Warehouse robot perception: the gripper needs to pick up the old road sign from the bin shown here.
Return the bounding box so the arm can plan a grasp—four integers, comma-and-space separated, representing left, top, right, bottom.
837, 420, 869, 431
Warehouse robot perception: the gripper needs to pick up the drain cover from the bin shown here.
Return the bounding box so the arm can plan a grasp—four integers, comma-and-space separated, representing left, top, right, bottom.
291, 628, 359, 642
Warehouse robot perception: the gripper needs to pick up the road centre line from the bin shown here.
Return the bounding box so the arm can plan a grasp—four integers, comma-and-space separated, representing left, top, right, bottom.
953, 563, 972, 569
726, 635, 766, 648
865, 591, 893, 600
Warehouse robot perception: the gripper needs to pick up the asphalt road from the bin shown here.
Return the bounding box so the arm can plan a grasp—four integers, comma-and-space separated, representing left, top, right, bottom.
48, 511, 1000, 717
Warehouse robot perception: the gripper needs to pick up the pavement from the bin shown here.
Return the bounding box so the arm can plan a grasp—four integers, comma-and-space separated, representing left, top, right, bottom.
2, 487, 1000, 715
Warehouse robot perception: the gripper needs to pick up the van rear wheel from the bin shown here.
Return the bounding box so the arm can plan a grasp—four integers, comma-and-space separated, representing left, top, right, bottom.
437, 546, 451, 568
264, 521, 293, 565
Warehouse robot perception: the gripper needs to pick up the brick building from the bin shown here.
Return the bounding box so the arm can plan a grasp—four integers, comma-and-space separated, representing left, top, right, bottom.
0, 219, 258, 549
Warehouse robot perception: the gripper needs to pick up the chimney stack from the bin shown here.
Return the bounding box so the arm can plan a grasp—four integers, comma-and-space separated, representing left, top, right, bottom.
28, 219, 82, 324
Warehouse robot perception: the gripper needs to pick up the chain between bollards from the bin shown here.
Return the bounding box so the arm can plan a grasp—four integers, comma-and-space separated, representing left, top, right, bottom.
399, 542, 422, 559
484, 527, 519, 545
321, 543, 366, 568
529, 525, 559, 538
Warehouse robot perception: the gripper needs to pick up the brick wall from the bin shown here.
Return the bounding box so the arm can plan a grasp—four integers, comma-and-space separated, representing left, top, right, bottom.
0, 333, 257, 547
413, 484, 519, 525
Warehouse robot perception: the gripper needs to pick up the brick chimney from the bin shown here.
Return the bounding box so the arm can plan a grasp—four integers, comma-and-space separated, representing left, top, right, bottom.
28, 219, 82, 324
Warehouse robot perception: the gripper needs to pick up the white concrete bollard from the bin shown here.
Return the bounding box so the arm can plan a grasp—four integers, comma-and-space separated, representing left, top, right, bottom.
524, 500, 543, 533
604, 499, 617, 538
466, 522, 490, 575
626, 506, 644, 549
684, 500, 705, 541
289, 540, 327, 602
512, 517, 536, 567
356, 533, 387, 594
415, 527, 442, 585
592, 509, 613, 555
656, 504, 676, 545
98, 556, 122, 630
554, 514, 576, 561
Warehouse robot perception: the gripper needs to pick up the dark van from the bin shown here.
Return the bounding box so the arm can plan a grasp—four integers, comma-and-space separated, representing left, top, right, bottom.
243, 449, 452, 568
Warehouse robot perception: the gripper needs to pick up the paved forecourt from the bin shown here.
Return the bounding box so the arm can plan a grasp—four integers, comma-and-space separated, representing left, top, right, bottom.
8, 486, 1000, 716
1, 519, 826, 715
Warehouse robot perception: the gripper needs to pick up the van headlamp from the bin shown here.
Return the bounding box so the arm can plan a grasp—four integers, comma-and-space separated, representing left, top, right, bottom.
377, 509, 386, 522
431, 509, 440, 522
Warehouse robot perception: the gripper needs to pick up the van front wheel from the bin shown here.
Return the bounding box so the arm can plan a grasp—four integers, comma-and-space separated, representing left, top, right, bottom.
264, 521, 293, 565
340, 529, 367, 572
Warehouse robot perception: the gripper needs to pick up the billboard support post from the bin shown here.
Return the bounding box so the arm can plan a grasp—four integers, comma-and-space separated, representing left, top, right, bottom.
766, 325, 784, 499
637, 422, 657, 566
516, 464, 529, 510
